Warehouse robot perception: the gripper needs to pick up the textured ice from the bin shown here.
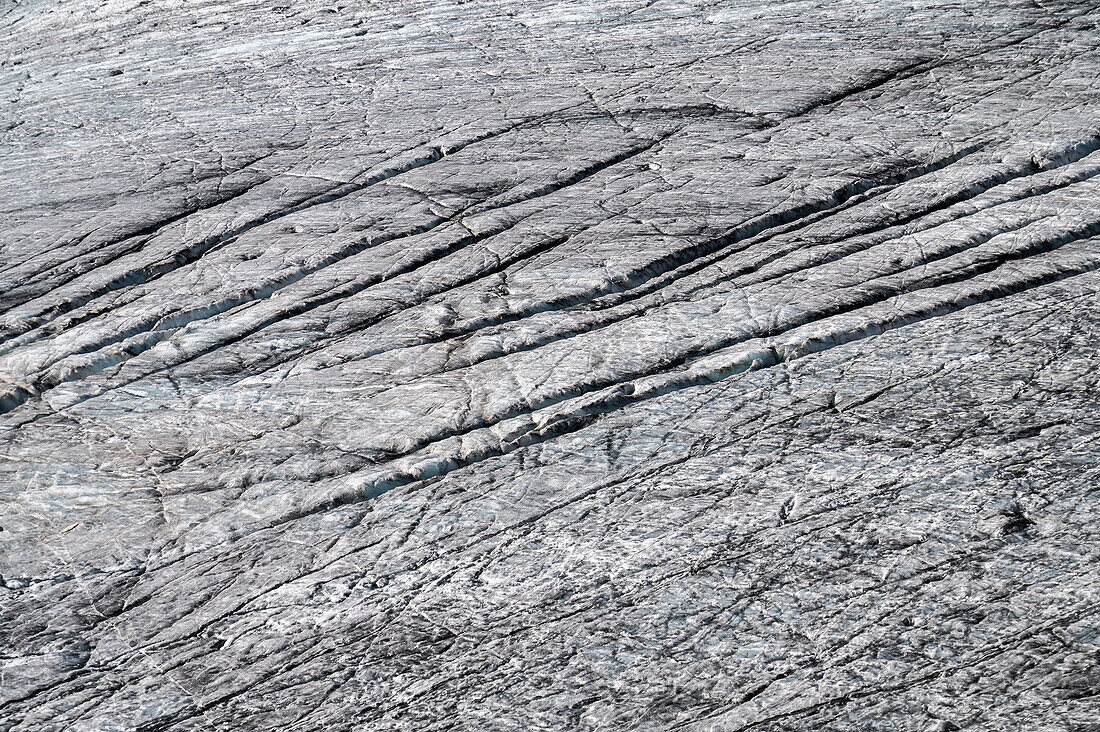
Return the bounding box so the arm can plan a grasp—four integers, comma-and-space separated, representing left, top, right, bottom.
1, 0, 1099, 730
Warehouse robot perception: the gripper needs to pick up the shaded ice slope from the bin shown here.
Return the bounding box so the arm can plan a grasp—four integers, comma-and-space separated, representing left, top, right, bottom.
1, 1, 1099, 729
